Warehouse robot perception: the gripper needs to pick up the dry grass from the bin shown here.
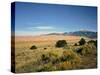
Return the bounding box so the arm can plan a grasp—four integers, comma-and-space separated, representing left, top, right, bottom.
14, 35, 97, 73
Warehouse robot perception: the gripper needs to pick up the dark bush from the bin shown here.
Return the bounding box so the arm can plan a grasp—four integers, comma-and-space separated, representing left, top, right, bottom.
75, 43, 95, 55
88, 40, 97, 47
55, 40, 67, 48
75, 48, 83, 55
79, 38, 86, 45
44, 48, 47, 50
94, 40, 97, 47
88, 40, 95, 43
74, 43, 78, 46
30, 45, 37, 50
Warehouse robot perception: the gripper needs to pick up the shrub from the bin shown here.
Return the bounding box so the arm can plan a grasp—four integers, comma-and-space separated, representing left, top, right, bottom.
75, 47, 83, 55
37, 63, 52, 72
75, 43, 96, 55
41, 54, 50, 64
79, 38, 86, 45
62, 50, 81, 62
82, 44, 96, 55
44, 48, 47, 50
88, 40, 97, 47
38, 49, 82, 71
49, 52, 60, 64
74, 43, 78, 46
58, 50, 81, 70
55, 40, 67, 48
30, 45, 37, 50
94, 40, 97, 47
60, 50, 74, 62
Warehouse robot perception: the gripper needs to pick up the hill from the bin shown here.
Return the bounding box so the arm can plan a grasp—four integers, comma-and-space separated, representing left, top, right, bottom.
46, 30, 97, 39
65, 31, 97, 39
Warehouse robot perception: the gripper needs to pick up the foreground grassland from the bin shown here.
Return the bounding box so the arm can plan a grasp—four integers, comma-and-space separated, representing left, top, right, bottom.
14, 35, 97, 73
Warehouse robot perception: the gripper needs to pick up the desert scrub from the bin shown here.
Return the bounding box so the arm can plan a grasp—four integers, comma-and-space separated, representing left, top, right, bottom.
81, 43, 96, 55
41, 54, 50, 64
41, 51, 60, 64
58, 61, 73, 70
55, 40, 67, 48
49, 51, 60, 64
40, 50, 81, 71
60, 50, 75, 61
30, 45, 37, 50
74, 47, 83, 55
16, 61, 37, 73
62, 50, 81, 63
36, 63, 53, 72
78, 38, 86, 45
74, 43, 78, 46
74, 43, 96, 56
88, 40, 97, 47
16, 49, 81, 72
44, 47, 47, 50
57, 50, 81, 70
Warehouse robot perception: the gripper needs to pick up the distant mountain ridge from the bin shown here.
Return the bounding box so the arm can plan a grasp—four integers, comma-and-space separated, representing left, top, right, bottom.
46, 31, 97, 39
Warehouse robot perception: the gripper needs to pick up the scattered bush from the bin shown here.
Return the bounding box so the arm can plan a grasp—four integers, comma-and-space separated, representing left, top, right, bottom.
58, 50, 81, 70
37, 63, 52, 72
94, 40, 97, 47
49, 51, 60, 64
55, 40, 67, 48
75, 47, 83, 55
95, 40, 97, 47
88, 40, 97, 47
30, 45, 37, 50
41, 54, 50, 64
41, 52, 60, 65
79, 38, 86, 45
75, 43, 96, 55
60, 50, 74, 62
74, 43, 78, 46
44, 48, 47, 50
81, 44, 96, 55
40, 50, 81, 71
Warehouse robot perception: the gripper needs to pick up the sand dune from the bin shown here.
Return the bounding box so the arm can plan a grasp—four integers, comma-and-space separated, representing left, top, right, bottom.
15, 35, 87, 42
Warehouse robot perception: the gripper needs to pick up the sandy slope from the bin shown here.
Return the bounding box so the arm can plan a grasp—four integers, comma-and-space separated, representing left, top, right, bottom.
15, 35, 84, 42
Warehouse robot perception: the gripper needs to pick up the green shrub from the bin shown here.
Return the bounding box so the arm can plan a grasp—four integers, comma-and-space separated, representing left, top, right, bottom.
79, 38, 86, 45
55, 40, 67, 48
30, 45, 37, 50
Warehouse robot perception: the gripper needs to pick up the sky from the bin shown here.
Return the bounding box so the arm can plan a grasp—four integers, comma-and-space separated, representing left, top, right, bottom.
13, 2, 97, 36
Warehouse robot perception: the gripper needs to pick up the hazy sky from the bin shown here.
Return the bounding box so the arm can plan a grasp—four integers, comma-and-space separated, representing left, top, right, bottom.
14, 2, 97, 36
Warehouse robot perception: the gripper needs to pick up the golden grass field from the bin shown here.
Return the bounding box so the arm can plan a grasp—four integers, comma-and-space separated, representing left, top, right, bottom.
14, 35, 97, 73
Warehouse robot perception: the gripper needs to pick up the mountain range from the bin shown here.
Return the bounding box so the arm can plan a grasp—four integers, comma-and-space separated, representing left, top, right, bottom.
46, 30, 97, 39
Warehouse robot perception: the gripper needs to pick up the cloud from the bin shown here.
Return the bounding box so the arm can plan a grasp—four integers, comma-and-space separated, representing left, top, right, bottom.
35, 26, 55, 30
15, 30, 61, 36
16, 25, 59, 36
27, 26, 55, 30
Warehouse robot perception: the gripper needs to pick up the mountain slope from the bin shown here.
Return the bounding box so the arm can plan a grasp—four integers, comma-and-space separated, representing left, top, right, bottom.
46, 31, 97, 39
65, 31, 97, 39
